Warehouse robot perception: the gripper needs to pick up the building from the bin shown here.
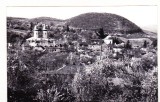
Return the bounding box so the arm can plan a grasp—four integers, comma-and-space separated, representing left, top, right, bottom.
103, 35, 113, 45
26, 23, 68, 52
26, 23, 55, 47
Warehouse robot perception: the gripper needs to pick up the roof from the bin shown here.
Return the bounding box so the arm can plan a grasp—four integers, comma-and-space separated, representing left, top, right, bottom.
91, 39, 103, 41
34, 23, 48, 31
39, 64, 85, 75
113, 43, 125, 48
56, 65, 84, 75
104, 35, 113, 40
33, 46, 45, 51
26, 37, 55, 41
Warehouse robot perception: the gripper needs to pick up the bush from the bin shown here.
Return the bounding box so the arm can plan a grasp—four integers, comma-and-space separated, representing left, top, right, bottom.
141, 52, 157, 71
72, 55, 158, 102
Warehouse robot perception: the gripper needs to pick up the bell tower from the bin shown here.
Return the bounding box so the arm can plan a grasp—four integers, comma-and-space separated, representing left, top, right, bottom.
42, 24, 48, 39
34, 25, 38, 38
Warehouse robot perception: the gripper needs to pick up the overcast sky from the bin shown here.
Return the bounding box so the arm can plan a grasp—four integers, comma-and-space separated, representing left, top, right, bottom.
7, 6, 157, 28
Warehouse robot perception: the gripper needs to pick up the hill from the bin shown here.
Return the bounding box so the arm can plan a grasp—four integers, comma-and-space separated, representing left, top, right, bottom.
66, 12, 144, 34
29, 17, 63, 25
7, 16, 64, 29
7, 13, 144, 34
7, 17, 30, 27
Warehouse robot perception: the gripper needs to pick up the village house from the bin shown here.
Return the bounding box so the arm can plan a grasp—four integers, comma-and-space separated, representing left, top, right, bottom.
88, 39, 103, 51
103, 35, 113, 45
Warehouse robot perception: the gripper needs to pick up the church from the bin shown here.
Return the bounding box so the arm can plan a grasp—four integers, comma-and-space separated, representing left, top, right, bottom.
25, 23, 68, 52
26, 23, 56, 47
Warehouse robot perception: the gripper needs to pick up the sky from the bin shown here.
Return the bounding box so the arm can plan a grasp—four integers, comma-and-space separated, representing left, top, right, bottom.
7, 6, 157, 29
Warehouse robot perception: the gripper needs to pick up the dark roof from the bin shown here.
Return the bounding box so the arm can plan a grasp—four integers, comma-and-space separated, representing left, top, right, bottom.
79, 42, 88, 46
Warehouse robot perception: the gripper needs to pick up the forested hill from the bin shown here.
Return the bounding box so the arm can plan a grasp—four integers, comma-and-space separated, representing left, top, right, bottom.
7, 16, 64, 28
7, 13, 144, 34
66, 12, 144, 34
29, 17, 63, 25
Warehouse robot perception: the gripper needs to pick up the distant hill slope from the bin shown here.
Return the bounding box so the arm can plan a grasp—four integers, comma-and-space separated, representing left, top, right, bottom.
29, 17, 63, 25
7, 17, 29, 24
7, 13, 143, 34
7, 16, 64, 27
66, 13, 143, 34
7, 17, 29, 21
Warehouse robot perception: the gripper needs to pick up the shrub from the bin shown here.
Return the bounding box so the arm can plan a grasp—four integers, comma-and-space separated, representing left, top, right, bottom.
72, 55, 158, 102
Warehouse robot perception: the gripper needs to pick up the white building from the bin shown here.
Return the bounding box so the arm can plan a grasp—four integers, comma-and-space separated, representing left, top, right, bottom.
26, 24, 54, 47
25, 23, 70, 53
103, 35, 113, 45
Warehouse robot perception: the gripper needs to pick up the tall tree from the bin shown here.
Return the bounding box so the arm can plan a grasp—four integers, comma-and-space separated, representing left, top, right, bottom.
143, 40, 147, 48
152, 39, 157, 47
66, 25, 70, 32
96, 27, 106, 39
30, 22, 34, 32
125, 40, 132, 49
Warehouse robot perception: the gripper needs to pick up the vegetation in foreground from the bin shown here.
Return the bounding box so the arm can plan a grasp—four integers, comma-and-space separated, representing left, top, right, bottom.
7, 40, 157, 102
7, 14, 157, 102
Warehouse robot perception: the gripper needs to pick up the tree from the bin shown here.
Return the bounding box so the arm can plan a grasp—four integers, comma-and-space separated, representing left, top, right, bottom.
7, 48, 38, 102
50, 22, 54, 26
66, 25, 70, 32
143, 40, 147, 48
112, 37, 122, 45
30, 22, 34, 32
152, 39, 157, 47
125, 40, 132, 49
96, 27, 106, 39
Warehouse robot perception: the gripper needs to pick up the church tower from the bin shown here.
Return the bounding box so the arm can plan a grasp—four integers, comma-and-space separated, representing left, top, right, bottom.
34, 25, 38, 38
42, 24, 48, 39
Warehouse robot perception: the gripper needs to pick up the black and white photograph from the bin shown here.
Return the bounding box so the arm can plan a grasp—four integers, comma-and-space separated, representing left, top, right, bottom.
6, 5, 157, 102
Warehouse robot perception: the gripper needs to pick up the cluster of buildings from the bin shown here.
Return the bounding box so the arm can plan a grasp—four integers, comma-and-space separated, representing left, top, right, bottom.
24, 23, 69, 52
24, 23, 132, 60
26, 24, 67, 47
